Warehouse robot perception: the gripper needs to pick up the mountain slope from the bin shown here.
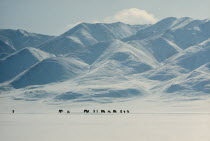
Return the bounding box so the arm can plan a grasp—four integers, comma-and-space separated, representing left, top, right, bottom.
124, 17, 193, 41
0, 47, 54, 83
73, 40, 158, 75
62, 22, 146, 43
162, 63, 210, 95
11, 57, 89, 88
0, 29, 55, 50
163, 19, 210, 49
171, 39, 210, 71
125, 17, 210, 49
127, 37, 182, 63
0, 40, 16, 59
143, 38, 210, 81
40, 22, 147, 55
39, 36, 85, 56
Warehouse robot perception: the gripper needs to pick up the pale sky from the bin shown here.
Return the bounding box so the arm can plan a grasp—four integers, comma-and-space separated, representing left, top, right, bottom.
0, 0, 209, 35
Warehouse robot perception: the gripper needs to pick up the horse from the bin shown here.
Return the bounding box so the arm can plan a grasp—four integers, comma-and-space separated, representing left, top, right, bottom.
59, 109, 63, 113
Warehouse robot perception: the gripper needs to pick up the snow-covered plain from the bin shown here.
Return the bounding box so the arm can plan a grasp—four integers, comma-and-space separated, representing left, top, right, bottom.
0, 113, 210, 141
0, 92, 210, 141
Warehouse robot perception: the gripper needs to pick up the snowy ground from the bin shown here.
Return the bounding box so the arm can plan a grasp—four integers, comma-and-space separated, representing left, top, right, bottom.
0, 95, 210, 141
0, 113, 210, 141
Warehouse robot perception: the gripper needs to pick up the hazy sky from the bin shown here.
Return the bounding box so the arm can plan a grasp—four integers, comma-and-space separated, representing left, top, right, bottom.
0, 0, 209, 35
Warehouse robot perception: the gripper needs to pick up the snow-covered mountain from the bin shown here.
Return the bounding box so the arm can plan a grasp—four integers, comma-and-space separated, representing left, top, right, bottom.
143, 38, 210, 81
127, 37, 182, 63
74, 40, 157, 71
159, 62, 210, 96
0, 47, 54, 83
11, 57, 89, 88
0, 40, 16, 59
0, 29, 55, 51
39, 22, 148, 55
124, 17, 210, 49
124, 17, 193, 41
0, 17, 210, 104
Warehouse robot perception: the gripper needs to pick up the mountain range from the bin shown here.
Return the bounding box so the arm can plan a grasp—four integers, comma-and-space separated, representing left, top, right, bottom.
0, 17, 210, 103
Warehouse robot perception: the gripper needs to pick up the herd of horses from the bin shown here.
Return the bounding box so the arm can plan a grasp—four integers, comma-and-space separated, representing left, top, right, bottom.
11, 109, 129, 114
58, 109, 130, 114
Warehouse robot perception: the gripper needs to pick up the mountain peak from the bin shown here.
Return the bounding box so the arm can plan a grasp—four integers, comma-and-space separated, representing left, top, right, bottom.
16, 29, 30, 36
160, 17, 177, 22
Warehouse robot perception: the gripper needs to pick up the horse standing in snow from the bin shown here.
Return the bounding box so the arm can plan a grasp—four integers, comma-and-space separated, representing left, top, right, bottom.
59, 110, 63, 113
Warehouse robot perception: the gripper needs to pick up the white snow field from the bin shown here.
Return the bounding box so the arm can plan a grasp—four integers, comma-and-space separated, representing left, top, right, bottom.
0, 91, 210, 141
0, 112, 210, 141
0, 94, 210, 141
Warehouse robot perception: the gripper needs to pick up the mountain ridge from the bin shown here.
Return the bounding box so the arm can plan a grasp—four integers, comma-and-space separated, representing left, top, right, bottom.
0, 17, 210, 103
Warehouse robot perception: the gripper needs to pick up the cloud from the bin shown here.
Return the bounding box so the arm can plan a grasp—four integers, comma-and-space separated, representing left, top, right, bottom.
103, 8, 157, 25
67, 8, 157, 30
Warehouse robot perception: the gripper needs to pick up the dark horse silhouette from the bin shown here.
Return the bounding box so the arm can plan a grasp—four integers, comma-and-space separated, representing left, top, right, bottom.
84, 110, 89, 113
59, 110, 63, 113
